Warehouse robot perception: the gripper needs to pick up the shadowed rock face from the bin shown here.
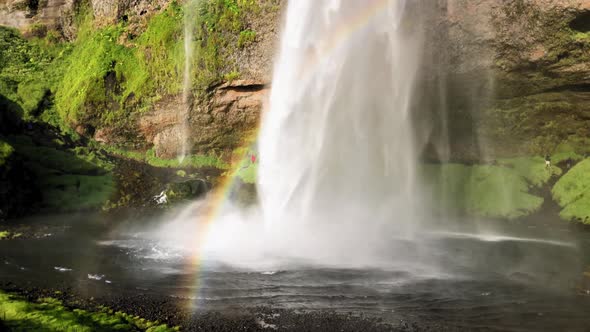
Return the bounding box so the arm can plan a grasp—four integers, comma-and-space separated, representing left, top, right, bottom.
415, 0, 590, 160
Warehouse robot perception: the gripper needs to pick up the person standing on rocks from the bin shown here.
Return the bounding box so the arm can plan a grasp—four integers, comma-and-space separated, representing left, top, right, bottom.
545, 154, 552, 170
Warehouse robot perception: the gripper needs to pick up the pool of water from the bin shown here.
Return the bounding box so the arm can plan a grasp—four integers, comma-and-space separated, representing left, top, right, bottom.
1, 212, 589, 331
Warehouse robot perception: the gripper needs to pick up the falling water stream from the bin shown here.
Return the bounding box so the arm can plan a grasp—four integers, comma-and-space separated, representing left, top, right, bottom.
178, 0, 197, 162
259, 0, 421, 232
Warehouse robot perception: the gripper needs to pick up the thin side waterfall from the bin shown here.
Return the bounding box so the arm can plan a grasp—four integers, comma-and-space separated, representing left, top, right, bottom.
178, 0, 197, 163
258, 0, 424, 236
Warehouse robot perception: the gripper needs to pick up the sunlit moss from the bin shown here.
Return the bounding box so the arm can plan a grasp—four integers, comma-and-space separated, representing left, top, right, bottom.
497, 156, 561, 187
423, 162, 545, 219
103, 146, 228, 169
0, 291, 177, 331
552, 159, 590, 223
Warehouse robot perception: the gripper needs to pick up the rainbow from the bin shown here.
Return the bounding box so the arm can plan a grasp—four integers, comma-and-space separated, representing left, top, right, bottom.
183, 0, 396, 308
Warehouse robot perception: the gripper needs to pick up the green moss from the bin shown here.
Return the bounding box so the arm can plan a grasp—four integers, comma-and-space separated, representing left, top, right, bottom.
237, 29, 256, 48
104, 146, 228, 169
483, 91, 590, 157
193, 0, 262, 89
497, 156, 560, 187
41, 174, 115, 211
552, 159, 590, 223
0, 26, 69, 125
0, 140, 14, 166
424, 162, 544, 219
0, 291, 176, 331
0, 231, 10, 240
130, 2, 184, 101
235, 161, 257, 184
7, 136, 111, 174
5, 135, 116, 211
55, 19, 139, 125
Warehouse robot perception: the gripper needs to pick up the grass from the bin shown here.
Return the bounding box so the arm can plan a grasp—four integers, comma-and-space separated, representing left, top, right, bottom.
55, 19, 139, 126
234, 161, 257, 184
497, 156, 561, 187
0, 291, 177, 331
423, 161, 546, 219
8, 136, 112, 174
41, 174, 115, 211
552, 158, 590, 223
5, 135, 116, 212
103, 146, 228, 169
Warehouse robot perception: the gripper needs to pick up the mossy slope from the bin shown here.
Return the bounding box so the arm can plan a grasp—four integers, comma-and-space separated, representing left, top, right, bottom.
424, 158, 559, 219
4, 135, 115, 213
552, 159, 590, 224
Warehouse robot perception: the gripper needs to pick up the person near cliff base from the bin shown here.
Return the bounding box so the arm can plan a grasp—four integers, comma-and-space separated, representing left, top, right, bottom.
251, 154, 256, 164
545, 154, 552, 169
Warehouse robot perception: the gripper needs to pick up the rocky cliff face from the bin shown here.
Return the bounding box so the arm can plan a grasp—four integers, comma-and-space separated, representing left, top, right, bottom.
0, 0, 167, 39
414, 0, 590, 160
135, 1, 282, 158
0, 0, 72, 31
1, 0, 588, 161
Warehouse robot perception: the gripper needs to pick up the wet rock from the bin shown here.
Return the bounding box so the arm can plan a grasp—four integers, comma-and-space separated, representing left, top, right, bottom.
165, 179, 209, 202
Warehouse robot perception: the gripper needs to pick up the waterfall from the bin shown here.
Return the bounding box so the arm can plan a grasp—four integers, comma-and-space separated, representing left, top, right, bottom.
158, 0, 430, 267
178, 0, 197, 163
258, 0, 423, 235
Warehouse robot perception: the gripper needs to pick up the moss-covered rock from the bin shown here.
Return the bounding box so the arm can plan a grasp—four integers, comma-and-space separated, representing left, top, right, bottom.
165, 179, 209, 202
552, 158, 590, 224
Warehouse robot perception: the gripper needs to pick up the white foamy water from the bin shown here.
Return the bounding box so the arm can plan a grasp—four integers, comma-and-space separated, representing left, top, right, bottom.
429, 231, 576, 248
54, 266, 72, 272
138, 0, 428, 270
87, 274, 105, 281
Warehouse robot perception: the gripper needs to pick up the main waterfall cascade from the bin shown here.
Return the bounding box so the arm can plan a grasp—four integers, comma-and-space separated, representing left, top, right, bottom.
184, 0, 434, 267
258, 0, 423, 233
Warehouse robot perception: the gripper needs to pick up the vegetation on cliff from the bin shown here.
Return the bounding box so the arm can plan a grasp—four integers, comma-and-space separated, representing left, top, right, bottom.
0, 140, 13, 166
0, 0, 273, 217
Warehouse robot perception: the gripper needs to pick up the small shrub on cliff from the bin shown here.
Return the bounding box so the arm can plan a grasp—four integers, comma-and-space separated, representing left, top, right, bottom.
237, 29, 256, 48
0, 141, 14, 166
